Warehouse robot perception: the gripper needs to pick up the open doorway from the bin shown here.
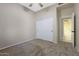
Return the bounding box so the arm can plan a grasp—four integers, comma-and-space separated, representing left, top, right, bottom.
59, 14, 76, 47
57, 4, 76, 47
63, 18, 72, 43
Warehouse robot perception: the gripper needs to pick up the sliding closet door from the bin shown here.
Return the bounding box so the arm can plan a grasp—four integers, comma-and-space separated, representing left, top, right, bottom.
36, 17, 53, 42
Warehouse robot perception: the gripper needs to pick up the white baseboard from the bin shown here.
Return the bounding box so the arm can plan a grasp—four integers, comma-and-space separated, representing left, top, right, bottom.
0, 39, 34, 50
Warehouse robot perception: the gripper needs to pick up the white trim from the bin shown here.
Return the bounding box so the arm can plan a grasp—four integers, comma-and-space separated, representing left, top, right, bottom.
59, 15, 73, 43
0, 39, 34, 50
60, 16, 72, 20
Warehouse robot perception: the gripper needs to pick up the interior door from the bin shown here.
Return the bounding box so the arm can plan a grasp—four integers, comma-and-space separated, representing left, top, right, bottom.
71, 13, 76, 47
36, 17, 53, 42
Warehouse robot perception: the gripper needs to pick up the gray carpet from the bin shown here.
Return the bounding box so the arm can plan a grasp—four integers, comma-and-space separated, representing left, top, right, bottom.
0, 39, 79, 56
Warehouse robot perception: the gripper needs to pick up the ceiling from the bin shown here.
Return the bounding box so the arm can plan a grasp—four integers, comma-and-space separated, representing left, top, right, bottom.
20, 3, 55, 12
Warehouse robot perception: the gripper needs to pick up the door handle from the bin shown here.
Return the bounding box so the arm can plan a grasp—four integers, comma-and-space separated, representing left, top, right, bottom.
72, 31, 75, 32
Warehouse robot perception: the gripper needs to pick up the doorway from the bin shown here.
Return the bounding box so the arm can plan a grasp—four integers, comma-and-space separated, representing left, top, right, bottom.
63, 18, 72, 43
59, 14, 76, 47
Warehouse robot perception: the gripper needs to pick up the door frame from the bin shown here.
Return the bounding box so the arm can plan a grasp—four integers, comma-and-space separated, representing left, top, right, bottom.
62, 17, 72, 43
58, 14, 76, 47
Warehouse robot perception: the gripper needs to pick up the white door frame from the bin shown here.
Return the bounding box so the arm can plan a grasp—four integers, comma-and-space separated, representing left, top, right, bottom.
58, 16, 72, 42
62, 17, 72, 43
58, 13, 76, 47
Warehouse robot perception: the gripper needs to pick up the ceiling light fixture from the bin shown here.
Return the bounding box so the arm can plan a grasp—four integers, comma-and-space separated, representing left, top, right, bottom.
29, 3, 43, 7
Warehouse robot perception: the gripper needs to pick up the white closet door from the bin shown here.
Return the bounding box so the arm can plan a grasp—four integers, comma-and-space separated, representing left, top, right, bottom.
36, 17, 53, 42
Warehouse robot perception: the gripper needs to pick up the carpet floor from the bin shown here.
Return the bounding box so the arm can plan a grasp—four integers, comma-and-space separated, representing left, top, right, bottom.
0, 39, 79, 56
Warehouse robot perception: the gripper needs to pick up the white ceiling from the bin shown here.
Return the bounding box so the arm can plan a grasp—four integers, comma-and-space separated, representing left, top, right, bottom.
20, 3, 55, 12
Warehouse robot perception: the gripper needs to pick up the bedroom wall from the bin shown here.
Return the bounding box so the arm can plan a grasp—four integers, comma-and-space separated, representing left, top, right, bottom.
58, 6, 73, 41
74, 3, 79, 52
35, 4, 58, 43
60, 6, 73, 18
0, 3, 36, 50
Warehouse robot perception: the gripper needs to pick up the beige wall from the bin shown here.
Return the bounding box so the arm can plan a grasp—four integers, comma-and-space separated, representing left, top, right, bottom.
60, 7, 73, 18
58, 5, 73, 41
35, 4, 58, 43
74, 4, 79, 51
0, 3, 36, 50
